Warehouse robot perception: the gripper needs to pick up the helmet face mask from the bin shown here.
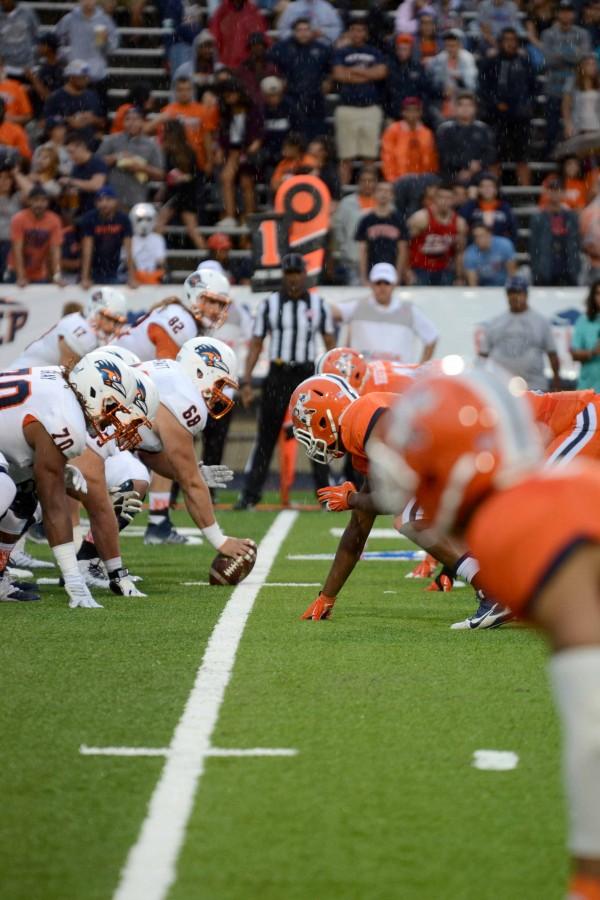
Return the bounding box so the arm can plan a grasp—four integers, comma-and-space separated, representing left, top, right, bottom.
289, 375, 358, 464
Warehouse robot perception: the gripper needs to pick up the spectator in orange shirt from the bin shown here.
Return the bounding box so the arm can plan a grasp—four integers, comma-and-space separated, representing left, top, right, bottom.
0, 97, 30, 162
539, 155, 590, 211
381, 97, 438, 183
9, 186, 63, 286
110, 82, 155, 134
146, 75, 218, 174
270, 132, 317, 193
0, 55, 32, 125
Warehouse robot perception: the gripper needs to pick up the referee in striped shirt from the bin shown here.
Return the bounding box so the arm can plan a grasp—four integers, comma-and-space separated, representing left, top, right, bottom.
235, 253, 335, 509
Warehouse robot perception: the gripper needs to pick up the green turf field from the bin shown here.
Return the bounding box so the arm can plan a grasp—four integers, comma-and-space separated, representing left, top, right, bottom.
0, 501, 567, 900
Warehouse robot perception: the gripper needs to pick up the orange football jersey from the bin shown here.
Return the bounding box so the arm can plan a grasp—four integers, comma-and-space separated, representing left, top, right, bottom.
466, 462, 600, 617
527, 389, 595, 441
361, 360, 418, 396
339, 392, 396, 474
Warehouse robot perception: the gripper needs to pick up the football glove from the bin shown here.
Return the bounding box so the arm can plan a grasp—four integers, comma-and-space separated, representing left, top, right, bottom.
200, 464, 235, 489
301, 592, 336, 620
108, 567, 147, 597
65, 575, 103, 609
109, 481, 143, 523
317, 482, 356, 512
64, 464, 87, 495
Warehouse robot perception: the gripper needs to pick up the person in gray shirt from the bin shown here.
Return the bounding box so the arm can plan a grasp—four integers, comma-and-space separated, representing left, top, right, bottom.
55, 0, 118, 85
98, 106, 164, 210
0, 0, 38, 76
542, 1, 590, 152
277, 0, 343, 44
478, 276, 561, 391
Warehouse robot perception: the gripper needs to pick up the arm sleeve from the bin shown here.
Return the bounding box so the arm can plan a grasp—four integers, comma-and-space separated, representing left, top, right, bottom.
411, 306, 439, 345
147, 323, 181, 359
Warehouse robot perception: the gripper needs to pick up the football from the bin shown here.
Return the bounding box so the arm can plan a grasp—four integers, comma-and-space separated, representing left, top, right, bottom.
209, 541, 257, 585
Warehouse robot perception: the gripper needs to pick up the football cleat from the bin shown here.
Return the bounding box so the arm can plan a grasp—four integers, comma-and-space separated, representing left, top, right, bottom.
79, 559, 109, 589
405, 555, 437, 579
10, 546, 54, 570
144, 519, 189, 545
450, 592, 514, 630
426, 571, 454, 592
0, 574, 40, 602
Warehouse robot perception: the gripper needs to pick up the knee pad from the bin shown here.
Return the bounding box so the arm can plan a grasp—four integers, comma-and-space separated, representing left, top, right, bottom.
0, 480, 39, 536
0, 470, 16, 520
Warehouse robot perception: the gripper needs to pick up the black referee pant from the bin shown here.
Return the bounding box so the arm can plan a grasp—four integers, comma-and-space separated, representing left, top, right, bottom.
240, 362, 329, 505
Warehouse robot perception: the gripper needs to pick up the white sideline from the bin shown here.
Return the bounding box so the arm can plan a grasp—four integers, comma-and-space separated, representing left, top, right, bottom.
112, 509, 298, 900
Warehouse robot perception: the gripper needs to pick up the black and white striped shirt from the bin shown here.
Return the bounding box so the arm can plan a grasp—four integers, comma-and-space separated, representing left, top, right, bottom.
253, 290, 334, 364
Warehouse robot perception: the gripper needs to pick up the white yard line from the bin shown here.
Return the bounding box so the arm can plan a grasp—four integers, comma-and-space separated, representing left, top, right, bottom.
182, 581, 320, 587
112, 509, 297, 900
81, 746, 298, 759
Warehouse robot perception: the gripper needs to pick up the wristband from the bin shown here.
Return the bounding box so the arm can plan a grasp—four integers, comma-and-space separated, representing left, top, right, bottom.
202, 522, 226, 550
52, 541, 80, 581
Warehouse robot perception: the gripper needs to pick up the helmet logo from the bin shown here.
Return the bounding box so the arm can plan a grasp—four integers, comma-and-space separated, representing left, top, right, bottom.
292, 391, 315, 429
335, 352, 355, 379
195, 343, 229, 374
134, 378, 148, 415
95, 358, 127, 398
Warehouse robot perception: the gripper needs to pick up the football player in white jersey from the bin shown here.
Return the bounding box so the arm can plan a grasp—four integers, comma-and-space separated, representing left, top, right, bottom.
115, 266, 232, 545
0, 352, 143, 606
130, 336, 255, 562
10, 287, 128, 370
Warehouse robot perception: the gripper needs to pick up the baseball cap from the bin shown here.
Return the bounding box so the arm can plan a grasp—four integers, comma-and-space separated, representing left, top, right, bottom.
96, 185, 117, 199
197, 29, 215, 44
506, 276, 528, 293
29, 185, 48, 199
282, 252, 306, 273
207, 232, 232, 251
65, 59, 90, 77
261, 75, 284, 95
37, 32, 59, 50
369, 263, 398, 285
395, 33, 414, 45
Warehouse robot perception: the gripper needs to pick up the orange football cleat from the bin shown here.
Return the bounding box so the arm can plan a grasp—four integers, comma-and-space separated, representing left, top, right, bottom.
301, 593, 336, 620
426, 572, 454, 592
407, 555, 437, 579
567, 874, 600, 899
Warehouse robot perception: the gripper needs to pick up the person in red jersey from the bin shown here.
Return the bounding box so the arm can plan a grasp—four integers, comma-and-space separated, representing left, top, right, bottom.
406, 182, 467, 286
367, 364, 600, 900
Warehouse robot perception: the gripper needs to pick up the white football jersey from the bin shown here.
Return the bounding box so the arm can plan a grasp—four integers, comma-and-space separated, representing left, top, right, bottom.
116, 303, 198, 361
0, 367, 87, 482
11, 313, 98, 368
132, 233, 166, 272
140, 359, 207, 449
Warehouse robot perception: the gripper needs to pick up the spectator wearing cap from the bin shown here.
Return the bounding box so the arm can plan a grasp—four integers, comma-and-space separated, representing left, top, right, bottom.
25, 33, 64, 120
277, 0, 342, 44
258, 76, 293, 179
171, 30, 219, 101
62, 134, 108, 216
234, 251, 335, 509
384, 33, 431, 120
381, 97, 438, 184
355, 181, 406, 285
235, 32, 278, 105
426, 29, 477, 124
43, 60, 103, 148
79, 185, 135, 289
332, 18, 388, 186
99, 107, 164, 210
333, 261, 439, 363
206, 231, 253, 284
209, 0, 267, 70
463, 223, 516, 287
0, 96, 29, 161
333, 163, 377, 285
542, 1, 591, 153
435, 92, 495, 184
479, 27, 537, 187
9, 186, 62, 287
406, 182, 467, 286
529, 177, 581, 286
268, 18, 332, 141
55, 0, 119, 108
458, 173, 518, 243
478, 276, 561, 391
0, 0, 38, 77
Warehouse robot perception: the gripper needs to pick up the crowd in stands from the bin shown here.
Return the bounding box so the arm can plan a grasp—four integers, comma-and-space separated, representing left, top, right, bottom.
1, 0, 600, 288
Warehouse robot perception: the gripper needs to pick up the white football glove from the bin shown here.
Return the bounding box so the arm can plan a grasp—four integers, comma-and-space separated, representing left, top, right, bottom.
108, 567, 147, 597
64, 575, 103, 609
109, 483, 143, 522
64, 464, 87, 495
200, 464, 234, 489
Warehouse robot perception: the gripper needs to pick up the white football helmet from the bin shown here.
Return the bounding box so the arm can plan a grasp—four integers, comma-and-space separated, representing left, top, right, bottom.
176, 337, 238, 419
183, 266, 231, 332
102, 344, 141, 366
130, 202, 157, 238
67, 350, 141, 448
86, 287, 128, 342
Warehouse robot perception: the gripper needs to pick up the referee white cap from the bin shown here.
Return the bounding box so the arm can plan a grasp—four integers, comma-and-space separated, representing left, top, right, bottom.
370, 263, 398, 285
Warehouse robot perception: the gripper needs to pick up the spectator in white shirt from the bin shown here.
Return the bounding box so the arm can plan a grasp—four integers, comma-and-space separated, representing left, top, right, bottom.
332, 261, 439, 363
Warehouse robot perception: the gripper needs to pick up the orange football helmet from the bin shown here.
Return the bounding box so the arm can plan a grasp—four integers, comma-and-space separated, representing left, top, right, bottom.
316, 347, 368, 392
368, 367, 542, 532
289, 374, 358, 464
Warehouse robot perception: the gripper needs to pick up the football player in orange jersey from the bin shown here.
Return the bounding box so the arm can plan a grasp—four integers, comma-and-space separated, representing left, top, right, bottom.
368, 365, 600, 900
